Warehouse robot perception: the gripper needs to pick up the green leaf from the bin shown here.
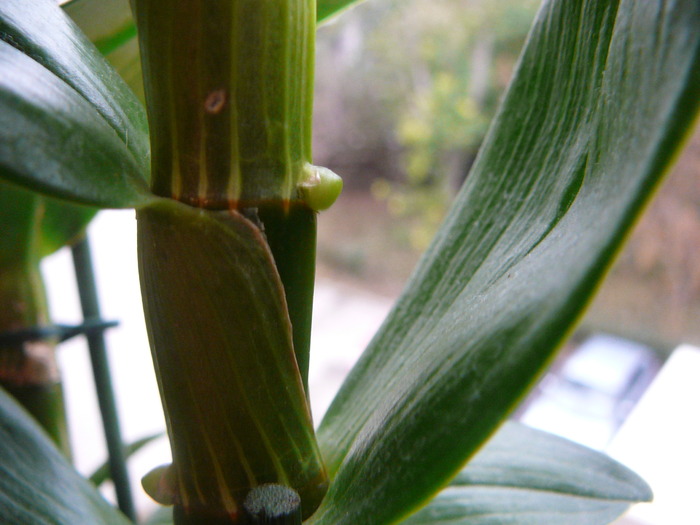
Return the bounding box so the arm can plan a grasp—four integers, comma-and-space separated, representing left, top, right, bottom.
403, 489, 630, 525
62, 0, 145, 100
0, 386, 131, 524
317, 0, 366, 23
0, 179, 95, 266
37, 196, 97, 257
0, 0, 152, 207
401, 422, 651, 524
1, 0, 148, 169
89, 431, 164, 487
0, 41, 153, 208
313, 1, 700, 524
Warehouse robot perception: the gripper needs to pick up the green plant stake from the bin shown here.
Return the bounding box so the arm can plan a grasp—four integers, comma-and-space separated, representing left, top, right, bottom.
72, 237, 136, 520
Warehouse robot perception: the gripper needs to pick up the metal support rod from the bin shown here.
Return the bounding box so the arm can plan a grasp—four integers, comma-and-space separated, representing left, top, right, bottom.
71, 236, 136, 521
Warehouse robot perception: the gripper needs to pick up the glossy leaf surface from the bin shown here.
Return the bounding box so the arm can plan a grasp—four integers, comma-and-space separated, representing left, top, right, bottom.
0, 0, 151, 208
1, 0, 148, 168
313, 0, 700, 523
402, 422, 651, 524
63, 0, 144, 100
0, 386, 131, 524
0, 41, 151, 208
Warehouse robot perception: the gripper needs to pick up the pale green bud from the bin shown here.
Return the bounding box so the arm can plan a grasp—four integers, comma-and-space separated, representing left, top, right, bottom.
298, 164, 343, 211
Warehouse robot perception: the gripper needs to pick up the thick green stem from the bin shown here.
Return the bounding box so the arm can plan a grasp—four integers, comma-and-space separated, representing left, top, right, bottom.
134, 0, 321, 397
257, 204, 317, 394
0, 262, 71, 456
137, 201, 328, 521
173, 484, 303, 525
134, 0, 315, 207
133, 1, 331, 519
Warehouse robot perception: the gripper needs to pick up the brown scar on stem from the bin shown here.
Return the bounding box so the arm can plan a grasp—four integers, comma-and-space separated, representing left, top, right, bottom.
204, 89, 227, 114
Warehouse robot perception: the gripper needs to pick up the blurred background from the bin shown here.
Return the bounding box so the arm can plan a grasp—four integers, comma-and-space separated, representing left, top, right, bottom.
39, 0, 700, 523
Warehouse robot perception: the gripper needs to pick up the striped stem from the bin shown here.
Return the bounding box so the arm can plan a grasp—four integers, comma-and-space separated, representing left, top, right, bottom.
134, 0, 315, 208
133, 2, 330, 519
137, 200, 328, 521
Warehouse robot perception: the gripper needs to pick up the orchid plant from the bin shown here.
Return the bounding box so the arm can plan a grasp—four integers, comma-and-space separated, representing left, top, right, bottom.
0, 0, 698, 524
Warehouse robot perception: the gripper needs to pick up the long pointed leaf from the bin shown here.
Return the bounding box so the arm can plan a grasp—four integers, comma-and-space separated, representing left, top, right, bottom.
403, 488, 631, 525
62, 0, 144, 99
0, 41, 153, 207
0, 0, 151, 207
0, 386, 131, 524
1, 0, 148, 172
313, 0, 700, 523
401, 422, 650, 524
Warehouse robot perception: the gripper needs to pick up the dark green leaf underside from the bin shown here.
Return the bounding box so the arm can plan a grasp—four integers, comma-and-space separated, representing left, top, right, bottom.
313, 0, 699, 524
0, 386, 131, 525
38, 197, 97, 257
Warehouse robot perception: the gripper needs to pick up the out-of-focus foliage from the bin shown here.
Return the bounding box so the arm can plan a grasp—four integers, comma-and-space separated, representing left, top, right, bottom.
315, 0, 539, 250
